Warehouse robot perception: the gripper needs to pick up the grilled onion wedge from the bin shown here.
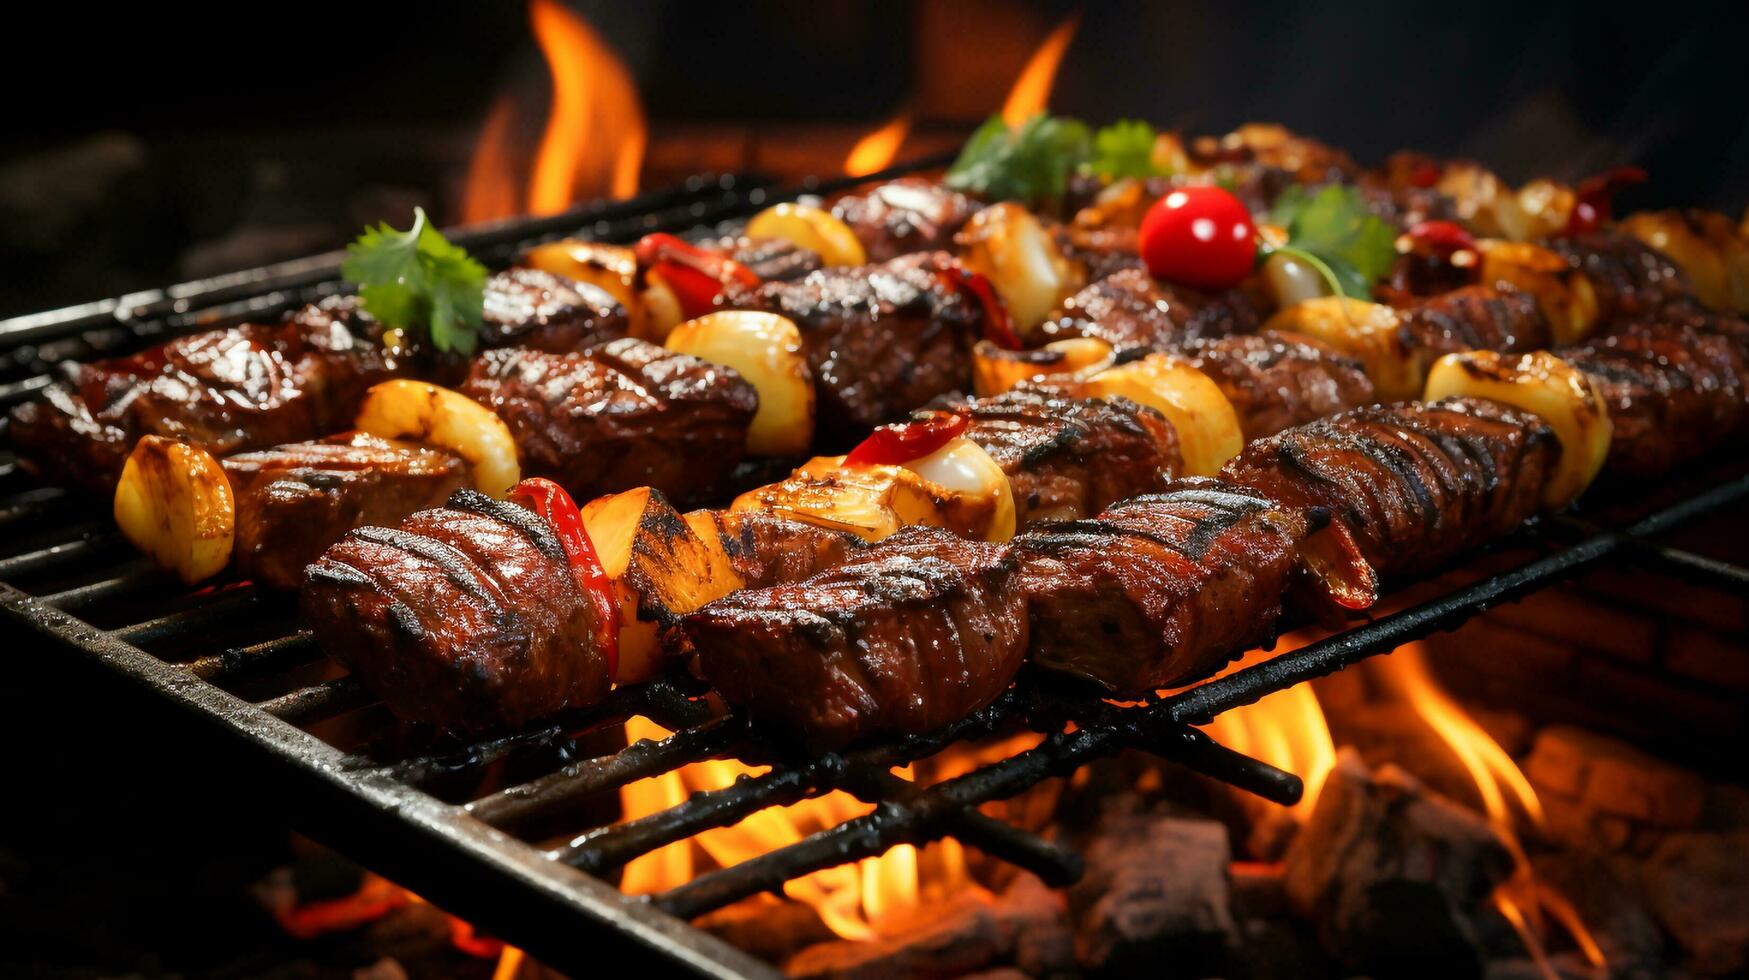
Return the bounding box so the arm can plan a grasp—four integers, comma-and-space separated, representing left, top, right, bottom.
1080, 353, 1244, 477
114, 436, 235, 584
354, 381, 520, 498
664, 311, 815, 456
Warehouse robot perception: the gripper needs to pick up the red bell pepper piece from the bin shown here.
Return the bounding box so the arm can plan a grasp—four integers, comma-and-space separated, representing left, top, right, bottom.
1565, 165, 1649, 236
635, 233, 761, 319
939, 264, 1021, 350
508, 477, 619, 683
843, 410, 969, 467
1403, 220, 1477, 255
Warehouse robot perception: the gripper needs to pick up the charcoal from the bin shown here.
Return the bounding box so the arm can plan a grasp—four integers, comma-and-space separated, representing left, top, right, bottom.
1639, 831, 1749, 975
1283, 748, 1513, 978
1066, 808, 1235, 977
1530, 851, 1665, 976
1526, 726, 1706, 854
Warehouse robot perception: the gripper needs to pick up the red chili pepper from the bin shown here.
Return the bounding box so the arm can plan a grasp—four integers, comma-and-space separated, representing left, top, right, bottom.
507, 477, 619, 683
1404, 220, 1477, 254
634, 233, 762, 319
1565, 165, 1649, 236
1138, 186, 1258, 290
843, 410, 969, 467
939, 264, 1020, 350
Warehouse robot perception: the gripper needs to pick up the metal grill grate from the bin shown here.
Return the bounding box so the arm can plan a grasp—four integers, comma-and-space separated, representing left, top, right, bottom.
4, 165, 1748, 979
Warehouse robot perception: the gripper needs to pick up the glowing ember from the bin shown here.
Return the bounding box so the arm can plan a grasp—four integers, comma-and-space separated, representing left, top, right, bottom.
1000, 13, 1081, 127
844, 112, 912, 177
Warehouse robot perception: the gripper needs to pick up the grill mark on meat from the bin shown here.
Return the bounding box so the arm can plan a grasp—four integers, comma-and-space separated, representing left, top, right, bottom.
446, 489, 566, 564
351, 526, 511, 612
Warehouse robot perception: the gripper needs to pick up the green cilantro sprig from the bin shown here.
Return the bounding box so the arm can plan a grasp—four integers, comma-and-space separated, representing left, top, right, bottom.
341, 208, 488, 355
1265, 185, 1397, 300
1083, 119, 1169, 182
946, 113, 1176, 205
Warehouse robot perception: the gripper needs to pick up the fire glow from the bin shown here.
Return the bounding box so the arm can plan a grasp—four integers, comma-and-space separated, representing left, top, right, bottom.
615, 716, 1042, 941
844, 112, 912, 177
462, 0, 646, 223
1001, 13, 1081, 126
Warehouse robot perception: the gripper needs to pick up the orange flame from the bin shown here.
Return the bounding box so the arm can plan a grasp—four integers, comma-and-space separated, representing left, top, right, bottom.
1196, 632, 1337, 821
463, 96, 522, 224
1000, 13, 1081, 127
461, 0, 646, 223
616, 716, 1037, 940
844, 112, 912, 177
1375, 644, 1605, 975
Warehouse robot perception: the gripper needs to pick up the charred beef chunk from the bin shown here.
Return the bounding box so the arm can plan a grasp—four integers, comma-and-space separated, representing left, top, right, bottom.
1181, 331, 1377, 440
223, 432, 469, 591
1546, 233, 1692, 323
687, 509, 864, 589
301, 490, 611, 734
8, 306, 397, 495
1011, 479, 1317, 692
709, 235, 825, 283
958, 388, 1181, 524
1222, 398, 1557, 579
1562, 320, 1749, 475
1039, 268, 1263, 350
480, 268, 629, 353
462, 338, 757, 506
829, 178, 981, 262
684, 525, 1025, 749
1397, 285, 1551, 363
721, 252, 985, 437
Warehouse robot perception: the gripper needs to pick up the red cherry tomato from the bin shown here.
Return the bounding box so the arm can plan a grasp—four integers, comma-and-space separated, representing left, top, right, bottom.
1138, 186, 1258, 290
1565, 165, 1648, 236
1408, 159, 1443, 189
844, 410, 969, 467
634, 233, 762, 318
938, 264, 1020, 350
508, 477, 620, 683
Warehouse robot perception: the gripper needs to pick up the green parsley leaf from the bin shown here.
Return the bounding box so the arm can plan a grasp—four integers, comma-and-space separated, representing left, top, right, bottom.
1083, 119, 1167, 181
342, 208, 488, 355
945, 113, 1092, 205
1267, 185, 1397, 300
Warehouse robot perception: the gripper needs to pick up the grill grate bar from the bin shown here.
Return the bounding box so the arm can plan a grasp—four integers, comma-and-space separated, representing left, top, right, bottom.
38, 563, 161, 609
258, 675, 376, 723
0, 528, 119, 578
113, 587, 265, 643
185, 631, 320, 682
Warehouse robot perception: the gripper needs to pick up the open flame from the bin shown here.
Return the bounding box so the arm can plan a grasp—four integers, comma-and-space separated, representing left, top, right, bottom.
461, 0, 646, 223
1000, 13, 1081, 126
1197, 631, 1338, 821
1373, 644, 1607, 976
844, 112, 912, 177
616, 716, 1039, 940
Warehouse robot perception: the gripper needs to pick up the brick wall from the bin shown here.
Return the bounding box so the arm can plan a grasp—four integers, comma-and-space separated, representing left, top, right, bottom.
1421, 508, 1749, 777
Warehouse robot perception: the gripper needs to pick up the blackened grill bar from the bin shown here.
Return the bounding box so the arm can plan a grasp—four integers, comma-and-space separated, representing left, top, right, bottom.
3, 160, 1749, 977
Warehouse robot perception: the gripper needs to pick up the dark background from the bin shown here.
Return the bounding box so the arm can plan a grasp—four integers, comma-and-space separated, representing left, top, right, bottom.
2, 0, 1746, 319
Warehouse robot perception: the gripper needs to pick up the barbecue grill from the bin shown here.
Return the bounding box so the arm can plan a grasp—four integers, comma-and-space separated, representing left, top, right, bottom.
4, 163, 1747, 979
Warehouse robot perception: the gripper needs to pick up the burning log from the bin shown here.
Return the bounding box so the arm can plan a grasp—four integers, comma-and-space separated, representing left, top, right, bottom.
1065, 805, 1236, 976
1282, 748, 1514, 977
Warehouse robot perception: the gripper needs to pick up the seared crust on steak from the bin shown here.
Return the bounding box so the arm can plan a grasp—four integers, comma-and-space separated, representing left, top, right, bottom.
1396, 285, 1551, 366
1181, 331, 1376, 440
1040, 268, 1262, 350
958, 388, 1181, 524
8, 304, 398, 495
684, 525, 1026, 749
722, 252, 985, 437
301, 490, 611, 734
1011, 479, 1317, 692
222, 432, 469, 591
1547, 233, 1692, 323
829, 179, 981, 262
462, 338, 757, 506
1562, 319, 1749, 475
1221, 398, 1558, 579
480, 268, 630, 353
